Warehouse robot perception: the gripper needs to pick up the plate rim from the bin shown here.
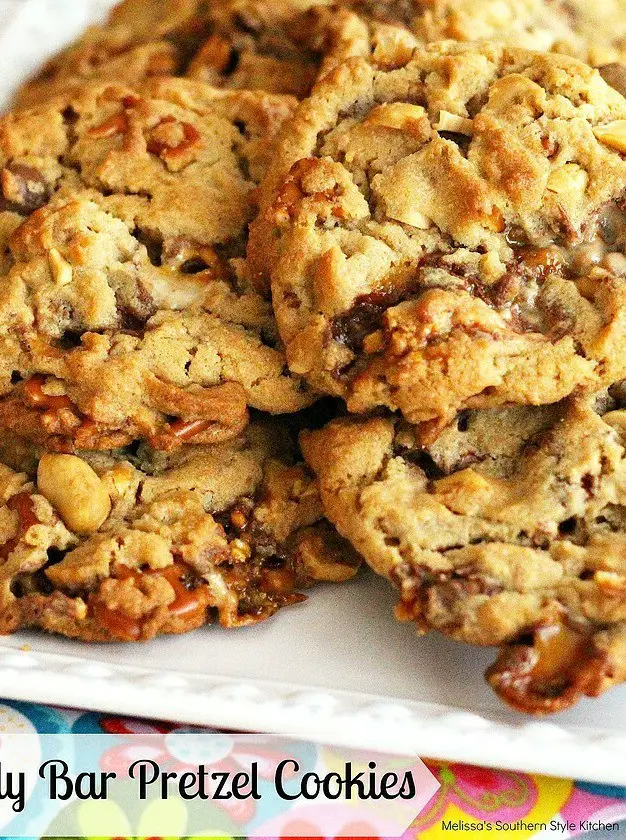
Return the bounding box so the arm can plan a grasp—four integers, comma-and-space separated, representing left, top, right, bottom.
1, 0, 626, 792
1, 643, 625, 786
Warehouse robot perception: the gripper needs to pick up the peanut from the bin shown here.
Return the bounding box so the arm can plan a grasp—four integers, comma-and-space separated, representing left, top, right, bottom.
295, 530, 360, 583
230, 538, 252, 562
602, 251, 626, 276
435, 110, 474, 135
594, 570, 626, 591
594, 120, 626, 154
546, 163, 588, 195
387, 205, 432, 228
37, 454, 111, 535
48, 248, 73, 286
365, 103, 428, 135
604, 410, 626, 436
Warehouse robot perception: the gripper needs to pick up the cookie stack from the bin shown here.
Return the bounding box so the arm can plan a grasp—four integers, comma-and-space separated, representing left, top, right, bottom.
3, 0, 626, 715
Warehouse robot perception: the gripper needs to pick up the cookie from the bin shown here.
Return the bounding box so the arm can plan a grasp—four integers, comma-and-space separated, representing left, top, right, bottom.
559, 0, 626, 67
347, 0, 572, 48
16, 0, 347, 107
339, 0, 626, 70
13, 0, 206, 109
0, 78, 314, 452
250, 41, 626, 427
184, 1, 416, 97
0, 419, 360, 642
185, 0, 334, 98
301, 392, 626, 713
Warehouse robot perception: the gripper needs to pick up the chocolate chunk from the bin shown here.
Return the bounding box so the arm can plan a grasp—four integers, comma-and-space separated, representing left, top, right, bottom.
0, 164, 49, 214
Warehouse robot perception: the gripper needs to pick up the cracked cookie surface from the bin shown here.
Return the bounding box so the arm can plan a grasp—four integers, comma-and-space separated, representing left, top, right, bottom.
342, 0, 626, 65
251, 41, 626, 426
0, 419, 360, 642
301, 392, 626, 712
0, 78, 314, 452
15, 0, 345, 106
17, 0, 626, 110
13, 0, 200, 109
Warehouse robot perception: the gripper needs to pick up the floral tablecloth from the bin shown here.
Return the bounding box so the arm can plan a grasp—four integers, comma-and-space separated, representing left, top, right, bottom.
2, 700, 625, 840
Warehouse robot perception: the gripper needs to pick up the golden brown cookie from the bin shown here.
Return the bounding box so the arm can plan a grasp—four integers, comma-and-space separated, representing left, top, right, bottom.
18, 0, 626, 112
251, 41, 626, 427
338, 0, 626, 67
0, 78, 314, 452
302, 392, 626, 713
0, 419, 360, 642
183, 0, 416, 97
185, 0, 332, 97
14, 0, 203, 109
16, 0, 348, 106
345, 0, 568, 47
559, 0, 626, 67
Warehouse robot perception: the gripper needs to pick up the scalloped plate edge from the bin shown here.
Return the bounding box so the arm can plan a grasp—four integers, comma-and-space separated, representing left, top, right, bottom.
0, 645, 624, 785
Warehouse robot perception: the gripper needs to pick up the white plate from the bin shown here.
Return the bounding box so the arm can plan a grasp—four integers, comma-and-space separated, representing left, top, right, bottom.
1, 0, 626, 787
2, 574, 626, 786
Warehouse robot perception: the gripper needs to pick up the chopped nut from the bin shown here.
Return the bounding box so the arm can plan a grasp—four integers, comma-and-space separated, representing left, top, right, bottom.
147, 116, 201, 161
372, 38, 415, 71
604, 410, 626, 436
480, 251, 506, 283
547, 163, 588, 195
193, 34, 233, 73
484, 206, 505, 232
102, 463, 137, 501
602, 252, 626, 276
230, 538, 252, 562
48, 248, 73, 287
37, 454, 112, 535
363, 330, 385, 354
88, 112, 129, 139
388, 206, 432, 228
593, 570, 626, 590
435, 110, 474, 135
435, 469, 494, 514
230, 510, 248, 530
294, 528, 360, 583
594, 120, 626, 154
260, 567, 297, 596
365, 103, 428, 135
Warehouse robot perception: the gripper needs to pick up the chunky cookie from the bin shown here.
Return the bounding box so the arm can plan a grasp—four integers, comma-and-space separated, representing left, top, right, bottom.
251, 42, 626, 426
184, 1, 417, 96
338, 0, 626, 69
302, 392, 626, 713
346, 0, 574, 49
0, 78, 314, 452
185, 0, 333, 97
18, 0, 626, 110
0, 419, 360, 642
16, 0, 349, 106
13, 0, 204, 109
559, 0, 626, 67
